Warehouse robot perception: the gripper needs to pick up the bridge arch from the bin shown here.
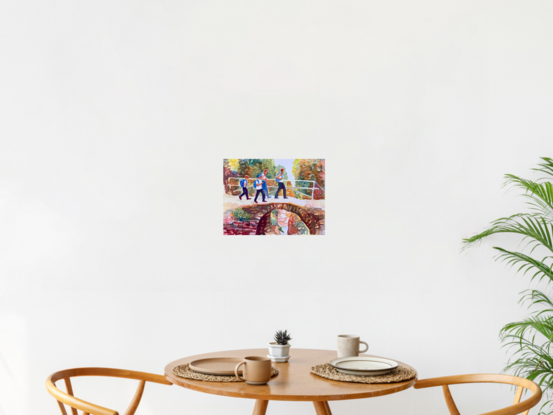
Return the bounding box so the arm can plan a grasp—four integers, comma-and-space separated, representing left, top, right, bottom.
239, 203, 325, 235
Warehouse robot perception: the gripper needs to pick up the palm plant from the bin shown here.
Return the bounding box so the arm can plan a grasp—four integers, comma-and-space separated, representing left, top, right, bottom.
464, 157, 553, 414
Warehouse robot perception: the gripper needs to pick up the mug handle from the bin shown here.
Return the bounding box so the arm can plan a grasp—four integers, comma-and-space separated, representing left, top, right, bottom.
235, 360, 246, 380
359, 341, 369, 353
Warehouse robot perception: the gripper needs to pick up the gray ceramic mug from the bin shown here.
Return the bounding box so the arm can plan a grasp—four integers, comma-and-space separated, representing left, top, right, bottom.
337, 334, 369, 358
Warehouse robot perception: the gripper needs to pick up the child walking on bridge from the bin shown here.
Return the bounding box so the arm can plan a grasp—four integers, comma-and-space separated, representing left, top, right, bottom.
274, 168, 288, 199
239, 175, 250, 200
253, 177, 266, 204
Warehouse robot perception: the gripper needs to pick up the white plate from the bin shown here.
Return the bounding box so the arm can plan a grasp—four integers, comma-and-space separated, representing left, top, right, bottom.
329, 357, 398, 376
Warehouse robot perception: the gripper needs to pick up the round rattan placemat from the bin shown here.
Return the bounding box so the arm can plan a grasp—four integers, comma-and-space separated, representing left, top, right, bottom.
173, 363, 279, 382
311, 363, 417, 384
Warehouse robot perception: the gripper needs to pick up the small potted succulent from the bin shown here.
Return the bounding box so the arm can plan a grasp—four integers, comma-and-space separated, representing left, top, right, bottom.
268, 330, 292, 362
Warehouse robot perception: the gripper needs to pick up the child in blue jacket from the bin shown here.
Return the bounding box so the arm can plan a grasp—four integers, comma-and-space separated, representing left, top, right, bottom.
239, 175, 250, 200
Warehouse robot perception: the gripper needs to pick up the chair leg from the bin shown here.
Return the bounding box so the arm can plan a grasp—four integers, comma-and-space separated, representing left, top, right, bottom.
313, 401, 332, 415
252, 400, 269, 415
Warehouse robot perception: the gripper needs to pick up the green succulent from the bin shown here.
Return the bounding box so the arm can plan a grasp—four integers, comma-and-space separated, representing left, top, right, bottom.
273, 330, 292, 345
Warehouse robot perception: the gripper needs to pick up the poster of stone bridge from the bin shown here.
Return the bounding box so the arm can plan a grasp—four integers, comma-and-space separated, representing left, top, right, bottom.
223, 159, 325, 235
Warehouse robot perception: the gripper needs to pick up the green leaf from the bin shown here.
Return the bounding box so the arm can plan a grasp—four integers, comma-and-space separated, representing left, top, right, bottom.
494, 248, 553, 285
504, 174, 553, 222
534, 157, 553, 180
463, 214, 553, 253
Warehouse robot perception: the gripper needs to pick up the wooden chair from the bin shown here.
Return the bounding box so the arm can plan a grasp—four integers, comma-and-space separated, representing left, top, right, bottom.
414, 374, 542, 415
46, 368, 172, 415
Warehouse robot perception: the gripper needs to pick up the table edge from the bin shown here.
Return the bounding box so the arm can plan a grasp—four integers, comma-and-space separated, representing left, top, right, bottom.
164, 349, 418, 401
165, 374, 417, 401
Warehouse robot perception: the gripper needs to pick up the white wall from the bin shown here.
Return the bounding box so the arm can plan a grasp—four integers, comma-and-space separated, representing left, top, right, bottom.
1, 1, 553, 414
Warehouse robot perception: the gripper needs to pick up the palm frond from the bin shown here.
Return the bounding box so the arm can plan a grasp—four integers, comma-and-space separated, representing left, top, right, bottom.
494, 248, 553, 285
500, 292, 553, 415
501, 313, 553, 415
534, 157, 553, 180
463, 214, 553, 253
504, 174, 553, 221
521, 290, 553, 315
501, 315, 553, 342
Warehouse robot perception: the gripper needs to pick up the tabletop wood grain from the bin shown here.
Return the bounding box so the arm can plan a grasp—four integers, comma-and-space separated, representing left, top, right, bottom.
164, 348, 417, 401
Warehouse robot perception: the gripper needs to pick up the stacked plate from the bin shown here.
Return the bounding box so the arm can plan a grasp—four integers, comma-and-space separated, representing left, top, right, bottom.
189, 358, 243, 376
329, 356, 399, 376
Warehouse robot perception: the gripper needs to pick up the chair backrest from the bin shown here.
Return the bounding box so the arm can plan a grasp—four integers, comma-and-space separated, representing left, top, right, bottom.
46, 367, 172, 415
414, 374, 542, 415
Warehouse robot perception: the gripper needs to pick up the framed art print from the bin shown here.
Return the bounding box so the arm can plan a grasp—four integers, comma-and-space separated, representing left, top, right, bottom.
223, 159, 325, 235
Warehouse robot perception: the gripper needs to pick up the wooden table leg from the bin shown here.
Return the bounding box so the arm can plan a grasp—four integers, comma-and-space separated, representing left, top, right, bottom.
313, 401, 332, 415
253, 399, 269, 415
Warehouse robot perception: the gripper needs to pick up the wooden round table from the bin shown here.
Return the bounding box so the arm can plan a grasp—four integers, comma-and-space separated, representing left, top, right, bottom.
165, 348, 417, 415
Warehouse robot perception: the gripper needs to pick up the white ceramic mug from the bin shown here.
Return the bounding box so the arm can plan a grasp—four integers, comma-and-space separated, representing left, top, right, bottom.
337, 334, 369, 358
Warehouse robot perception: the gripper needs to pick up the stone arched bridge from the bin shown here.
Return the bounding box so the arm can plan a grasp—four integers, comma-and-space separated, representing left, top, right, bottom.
224, 202, 325, 235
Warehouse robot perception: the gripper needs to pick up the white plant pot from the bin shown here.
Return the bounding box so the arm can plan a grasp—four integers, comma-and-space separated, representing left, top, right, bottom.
268, 342, 291, 358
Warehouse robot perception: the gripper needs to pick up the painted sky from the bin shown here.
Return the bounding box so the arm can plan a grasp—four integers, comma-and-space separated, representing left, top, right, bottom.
274, 158, 295, 183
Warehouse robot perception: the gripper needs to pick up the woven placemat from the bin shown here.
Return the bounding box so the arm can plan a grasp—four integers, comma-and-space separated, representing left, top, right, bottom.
311, 363, 417, 384
173, 364, 279, 382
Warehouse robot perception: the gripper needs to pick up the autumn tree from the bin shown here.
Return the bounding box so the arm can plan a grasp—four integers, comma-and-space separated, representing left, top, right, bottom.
237, 159, 277, 179
223, 159, 238, 194
292, 159, 325, 199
